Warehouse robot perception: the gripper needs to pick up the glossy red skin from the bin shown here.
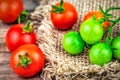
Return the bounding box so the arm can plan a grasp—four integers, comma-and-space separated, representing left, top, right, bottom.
83, 11, 111, 30
0, 0, 23, 23
10, 44, 45, 77
6, 24, 36, 52
50, 2, 78, 30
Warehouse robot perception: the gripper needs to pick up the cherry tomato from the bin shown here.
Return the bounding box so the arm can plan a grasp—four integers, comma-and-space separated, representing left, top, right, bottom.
111, 36, 120, 59
62, 31, 84, 55
89, 43, 112, 66
50, 0, 78, 30
83, 11, 111, 30
0, 0, 23, 23
10, 44, 45, 77
6, 21, 36, 52
80, 19, 103, 45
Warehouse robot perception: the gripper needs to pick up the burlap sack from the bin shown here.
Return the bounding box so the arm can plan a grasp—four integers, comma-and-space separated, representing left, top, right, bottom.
31, 0, 120, 80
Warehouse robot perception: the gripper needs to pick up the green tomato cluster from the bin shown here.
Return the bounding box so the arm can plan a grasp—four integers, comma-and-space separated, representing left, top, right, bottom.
62, 19, 120, 66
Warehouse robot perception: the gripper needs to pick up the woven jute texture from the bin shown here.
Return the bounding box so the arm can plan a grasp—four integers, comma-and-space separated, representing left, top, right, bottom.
31, 0, 120, 80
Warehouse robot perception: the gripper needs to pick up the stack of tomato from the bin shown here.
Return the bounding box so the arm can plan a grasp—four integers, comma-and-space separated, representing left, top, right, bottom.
0, 0, 45, 78
50, 0, 120, 66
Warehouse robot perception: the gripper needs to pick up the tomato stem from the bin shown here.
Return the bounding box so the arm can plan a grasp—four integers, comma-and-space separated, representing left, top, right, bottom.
50, 0, 64, 13
104, 17, 120, 45
22, 20, 33, 33
109, 32, 113, 44
17, 10, 29, 24
105, 7, 120, 14
99, 5, 105, 15
60, 0, 63, 8
25, 20, 30, 29
15, 53, 32, 68
104, 17, 120, 34
99, 6, 120, 21
18, 16, 21, 24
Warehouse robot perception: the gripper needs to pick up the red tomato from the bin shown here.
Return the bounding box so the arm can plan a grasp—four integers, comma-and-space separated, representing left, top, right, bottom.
0, 0, 23, 23
6, 22, 36, 52
50, 1, 78, 30
10, 44, 45, 77
83, 11, 110, 30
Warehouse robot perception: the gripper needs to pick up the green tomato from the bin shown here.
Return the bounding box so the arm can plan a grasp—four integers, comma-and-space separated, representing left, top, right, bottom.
80, 19, 103, 45
89, 43, 112, 66
62, 31, 84, 55
111, 36, 120, 59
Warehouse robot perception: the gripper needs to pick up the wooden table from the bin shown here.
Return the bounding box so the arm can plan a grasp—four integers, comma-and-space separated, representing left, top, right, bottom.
0, 0, 44, 80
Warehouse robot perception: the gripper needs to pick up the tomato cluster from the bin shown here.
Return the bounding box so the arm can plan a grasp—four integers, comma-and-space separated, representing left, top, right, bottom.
50, 0, 120, 66
2, 0, 120, 78
2, 0, 45, 78
6, 21, 45, 77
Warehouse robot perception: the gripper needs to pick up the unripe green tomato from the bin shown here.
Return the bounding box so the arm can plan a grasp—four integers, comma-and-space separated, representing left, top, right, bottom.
111, 36, 120, 59
89, 43, 112, 66
62, 31, 84, 55
80, 19, 103, 45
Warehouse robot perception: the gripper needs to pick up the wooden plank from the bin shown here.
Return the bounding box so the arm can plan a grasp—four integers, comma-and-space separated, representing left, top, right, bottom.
0, 21, 10, 52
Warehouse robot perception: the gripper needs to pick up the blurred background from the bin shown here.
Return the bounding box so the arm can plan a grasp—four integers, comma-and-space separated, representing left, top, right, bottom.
23, 0, 40, 12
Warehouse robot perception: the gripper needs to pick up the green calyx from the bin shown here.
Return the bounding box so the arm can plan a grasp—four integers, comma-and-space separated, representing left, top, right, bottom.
50, 0, 64, 13
15, 53, 32, 68
22, 20, 33, 33
18, 10, 29, 24
92, 15, 105, 24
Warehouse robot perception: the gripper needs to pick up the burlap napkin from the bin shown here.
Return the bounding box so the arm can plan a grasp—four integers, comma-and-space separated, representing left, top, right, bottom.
31, 0, 120, 80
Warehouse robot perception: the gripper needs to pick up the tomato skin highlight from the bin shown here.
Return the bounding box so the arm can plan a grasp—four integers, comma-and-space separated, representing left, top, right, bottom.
80, 19, 103, 45
83, 11, 111, 30
111, 36, 120, 59
62, 31, 84, 55
6, 24, 36, 52
89, 43, 112, 66
10, 44, 45, 77
50, 2, 78, 30
0, 0, 23, 23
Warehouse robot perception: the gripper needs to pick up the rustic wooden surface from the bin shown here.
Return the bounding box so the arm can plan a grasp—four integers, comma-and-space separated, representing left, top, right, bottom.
0, 0, 43, 80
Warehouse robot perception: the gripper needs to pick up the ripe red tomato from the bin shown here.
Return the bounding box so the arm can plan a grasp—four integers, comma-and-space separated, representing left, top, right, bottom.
10, 44, 45, 77
83, 11, 110, 30
6, 22, 36, 52
0, 0, 23, 23
111, 36, 120, 59
50, 0, 78, 30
